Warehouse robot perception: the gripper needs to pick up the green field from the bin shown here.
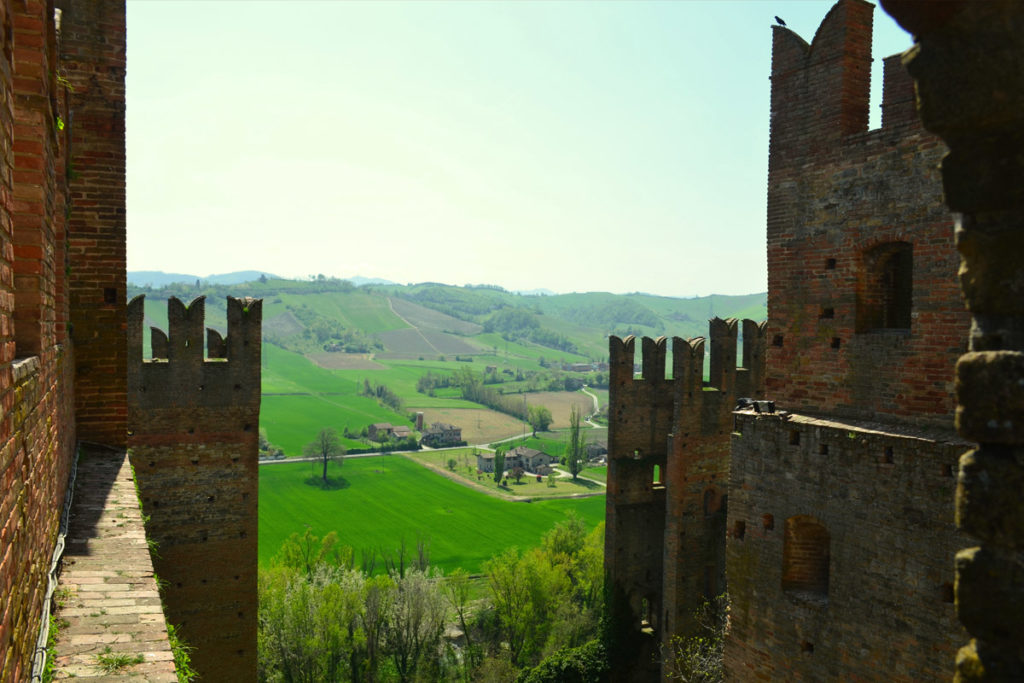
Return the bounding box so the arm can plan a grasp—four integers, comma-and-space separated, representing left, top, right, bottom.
258, 456, 605, 573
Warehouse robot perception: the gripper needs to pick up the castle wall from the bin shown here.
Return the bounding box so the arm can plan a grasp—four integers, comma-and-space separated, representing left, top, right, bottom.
127, 295, 262, 681
60, 0, 127, 448
766, 0, 969, 427
0, 1, 84, 678
605, 320, 765, 681
722, 2, 974, 679
725, 411, 968, 681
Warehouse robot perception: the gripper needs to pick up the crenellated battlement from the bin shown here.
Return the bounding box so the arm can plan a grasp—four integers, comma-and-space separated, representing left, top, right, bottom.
769, 0, 922, 171
608, 318, 766, 439
127, 295, 262, 409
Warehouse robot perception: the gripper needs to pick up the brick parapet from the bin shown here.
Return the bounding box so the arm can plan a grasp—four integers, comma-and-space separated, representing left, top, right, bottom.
725, 409, 969, 681
127, 295, 261, 682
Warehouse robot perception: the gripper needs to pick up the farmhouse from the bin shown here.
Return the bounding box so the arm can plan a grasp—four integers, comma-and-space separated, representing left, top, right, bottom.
367, 422, 393, 439
476, 446, 555, 474
421, 422, 463, 447
505, 446, 554, 472
476, 451, 496, 472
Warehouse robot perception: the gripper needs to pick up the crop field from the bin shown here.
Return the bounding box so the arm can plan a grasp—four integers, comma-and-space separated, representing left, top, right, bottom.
526, 392, 598, 428
389, 297, 482, 336
276, 291, 407, 333
306, 352, 388, 370
258, 456, 606, 573
376, 328, 447, 357
417, 407, 525, 444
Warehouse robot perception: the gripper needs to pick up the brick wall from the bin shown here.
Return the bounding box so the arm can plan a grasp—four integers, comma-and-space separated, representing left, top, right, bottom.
765, 0, 969, 427
0, 0, 79, 679
725, 411, 968, 680
127, 295, 262, 681
59, 0, 126, 448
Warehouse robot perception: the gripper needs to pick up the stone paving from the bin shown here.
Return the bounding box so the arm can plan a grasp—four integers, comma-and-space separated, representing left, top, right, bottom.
50, 448, 177, 681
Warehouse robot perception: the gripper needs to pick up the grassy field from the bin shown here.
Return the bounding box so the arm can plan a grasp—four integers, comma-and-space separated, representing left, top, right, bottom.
580, 465, 607, 483
258, 456, 605, 573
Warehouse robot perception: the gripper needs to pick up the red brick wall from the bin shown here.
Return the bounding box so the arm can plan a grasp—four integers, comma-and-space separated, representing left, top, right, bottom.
766, 0, 969, 426
59, 0, 126, 448
0, 1, 78, 679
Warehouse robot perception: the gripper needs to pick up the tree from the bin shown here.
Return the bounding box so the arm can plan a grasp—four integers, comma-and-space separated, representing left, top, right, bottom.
511, 466, 525, 484
304, 427, 345, 485
447, 458, 458, 471
385, 568, 447, 683
528, 405, 553, 436
566, 405, 586, 480
493, 450, 506, 484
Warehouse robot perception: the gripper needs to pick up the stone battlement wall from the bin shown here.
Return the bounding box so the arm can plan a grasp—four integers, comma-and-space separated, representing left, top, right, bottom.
127, 295, 262, 681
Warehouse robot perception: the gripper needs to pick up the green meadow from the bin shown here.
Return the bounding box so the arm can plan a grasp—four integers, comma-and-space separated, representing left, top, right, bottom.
258, 456, 606, 574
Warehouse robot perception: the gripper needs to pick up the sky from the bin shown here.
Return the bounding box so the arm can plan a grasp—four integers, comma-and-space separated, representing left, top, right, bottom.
126, 1, 912, 298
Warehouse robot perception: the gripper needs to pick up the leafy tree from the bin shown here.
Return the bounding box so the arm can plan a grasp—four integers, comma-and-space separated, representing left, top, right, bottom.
258, 564, 365, 682
511, 466, 526, 484
447, 458, 458, 471
272, 527, 353, 576
385, 568, 447, 682
304, 427, 345, 485
528, 405, 553, 436
660, 593, 728, 682
565, 405, 586, 480
443, 569, 479, 677
493, 450, 505, 484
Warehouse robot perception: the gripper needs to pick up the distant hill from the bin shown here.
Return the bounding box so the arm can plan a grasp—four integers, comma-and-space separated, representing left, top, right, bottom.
129, 270, 278, 287
128, 276, 767, 363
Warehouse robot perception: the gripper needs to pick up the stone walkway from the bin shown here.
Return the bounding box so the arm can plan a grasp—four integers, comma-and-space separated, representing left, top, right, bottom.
51, 448, 177, 681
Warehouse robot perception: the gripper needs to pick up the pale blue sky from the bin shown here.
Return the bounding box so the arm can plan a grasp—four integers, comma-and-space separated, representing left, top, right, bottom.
126, 1, 912, 297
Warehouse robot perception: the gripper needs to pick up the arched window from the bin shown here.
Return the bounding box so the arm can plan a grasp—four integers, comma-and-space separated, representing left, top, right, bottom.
782, 515, 830, 597
856, 241, 912, 332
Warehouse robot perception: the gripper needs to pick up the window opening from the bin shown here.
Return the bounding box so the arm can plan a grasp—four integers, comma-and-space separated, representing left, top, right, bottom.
857, 242, 913, 332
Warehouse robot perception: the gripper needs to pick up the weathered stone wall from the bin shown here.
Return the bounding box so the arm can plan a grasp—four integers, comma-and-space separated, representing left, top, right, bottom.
604, 320, 765, 681
878, 1, 1024, 679
60, 0, 127, 448
127, 295, 262, 682
766, 0, 969, 427
725, 410, 968, 680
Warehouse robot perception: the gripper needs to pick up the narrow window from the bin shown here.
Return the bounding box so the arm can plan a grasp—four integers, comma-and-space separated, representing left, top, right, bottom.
856, 241, 913, 332
782, 516, 830, 597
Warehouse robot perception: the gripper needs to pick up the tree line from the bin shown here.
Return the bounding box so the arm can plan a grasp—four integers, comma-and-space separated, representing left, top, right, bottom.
258, 516, 607, 682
